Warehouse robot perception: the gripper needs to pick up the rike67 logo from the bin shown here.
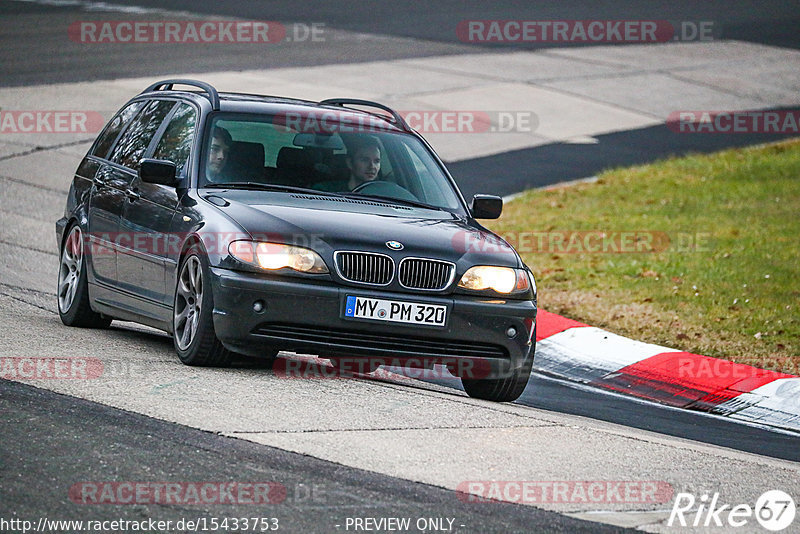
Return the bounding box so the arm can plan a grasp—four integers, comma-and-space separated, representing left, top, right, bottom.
669, 490, 796, 531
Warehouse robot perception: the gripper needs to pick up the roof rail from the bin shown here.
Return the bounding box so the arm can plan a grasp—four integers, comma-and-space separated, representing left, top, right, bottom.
319, 98, 411, 132
142, 79, 220, 111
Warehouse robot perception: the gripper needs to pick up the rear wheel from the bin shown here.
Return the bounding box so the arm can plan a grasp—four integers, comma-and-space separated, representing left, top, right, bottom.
173, 245, 232, 366
57, 224, 111, 328
461, 334, 535, 402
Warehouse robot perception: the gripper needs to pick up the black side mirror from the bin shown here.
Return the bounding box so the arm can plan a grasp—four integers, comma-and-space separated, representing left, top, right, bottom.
471, 194, 503, 219
139, 159, 178, 186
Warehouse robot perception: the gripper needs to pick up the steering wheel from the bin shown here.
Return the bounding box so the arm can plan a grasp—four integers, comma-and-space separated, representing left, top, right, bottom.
350, 180, 420, 203
351, 180, 385, 193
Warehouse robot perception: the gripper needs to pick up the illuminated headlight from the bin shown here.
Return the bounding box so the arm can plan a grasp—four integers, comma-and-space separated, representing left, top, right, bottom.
458, 266, 533, 295
229, 241, 328, 274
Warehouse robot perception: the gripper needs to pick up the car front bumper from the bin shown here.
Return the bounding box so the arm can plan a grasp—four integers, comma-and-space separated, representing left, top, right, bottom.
210, 267, 537, 379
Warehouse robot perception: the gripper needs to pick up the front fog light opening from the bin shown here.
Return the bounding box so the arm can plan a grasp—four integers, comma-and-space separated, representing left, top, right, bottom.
506, 326, 517, 338
253, 300, 266, 313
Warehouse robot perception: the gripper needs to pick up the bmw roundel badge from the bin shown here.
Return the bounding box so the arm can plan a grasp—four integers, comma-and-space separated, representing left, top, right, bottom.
386, 240, 404, 250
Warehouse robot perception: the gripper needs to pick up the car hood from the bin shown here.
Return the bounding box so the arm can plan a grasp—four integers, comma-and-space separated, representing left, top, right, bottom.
203, 191, 521, 268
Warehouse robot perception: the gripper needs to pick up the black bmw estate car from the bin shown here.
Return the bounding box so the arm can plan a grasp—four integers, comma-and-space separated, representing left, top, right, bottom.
57, 79, 537, 402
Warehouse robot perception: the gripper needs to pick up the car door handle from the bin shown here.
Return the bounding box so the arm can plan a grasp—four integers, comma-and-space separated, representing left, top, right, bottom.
125, 188, 141, 202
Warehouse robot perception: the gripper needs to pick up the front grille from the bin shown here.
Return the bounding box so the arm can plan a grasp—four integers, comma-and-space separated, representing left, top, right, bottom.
335, 251, 394, 285
253, 323, 509, 360
399, 258, 455, 290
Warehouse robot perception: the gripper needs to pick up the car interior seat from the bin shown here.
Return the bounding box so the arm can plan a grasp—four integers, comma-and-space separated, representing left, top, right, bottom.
226, 141, 266, 182
276, 147, 318, 187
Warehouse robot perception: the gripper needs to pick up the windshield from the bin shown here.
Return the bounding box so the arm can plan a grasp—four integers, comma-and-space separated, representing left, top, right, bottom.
200, 112, 465, 213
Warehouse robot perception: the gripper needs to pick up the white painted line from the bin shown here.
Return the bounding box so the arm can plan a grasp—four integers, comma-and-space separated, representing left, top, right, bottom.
562, 135, 599, 144
503, 176, 599, 204
533, 322, 800, 433
535, 326, 679, 384
536, 175, 599, 191
716, 378, 800, 432
501, 192, 525, 204
533, 373, 800, 437
11, 0, 198, 16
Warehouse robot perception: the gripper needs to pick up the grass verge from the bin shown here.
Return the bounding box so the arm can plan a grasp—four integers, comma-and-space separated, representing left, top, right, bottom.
489, 139, 800, 374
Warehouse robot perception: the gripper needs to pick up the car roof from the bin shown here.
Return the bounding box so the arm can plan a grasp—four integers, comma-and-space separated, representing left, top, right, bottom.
218, 94, 406, 134
138, 83, 407, 134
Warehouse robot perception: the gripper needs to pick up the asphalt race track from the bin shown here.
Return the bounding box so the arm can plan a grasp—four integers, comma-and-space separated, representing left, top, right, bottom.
2, 379, 616, 533
2, 1, 800, 532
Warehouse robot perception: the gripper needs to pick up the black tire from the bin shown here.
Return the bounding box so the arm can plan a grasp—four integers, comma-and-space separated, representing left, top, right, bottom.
461, 333, 535, 403
57, 224, 112, 328
173, 244, 233, 367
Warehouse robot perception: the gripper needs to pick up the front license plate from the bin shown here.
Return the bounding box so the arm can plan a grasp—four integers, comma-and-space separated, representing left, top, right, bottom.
344, 296, 447, 327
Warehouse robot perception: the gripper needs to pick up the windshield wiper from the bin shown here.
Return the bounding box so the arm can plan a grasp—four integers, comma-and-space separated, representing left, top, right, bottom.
204, 182, 345, 197
343, 193, 446, 211
203, 183, 448, 211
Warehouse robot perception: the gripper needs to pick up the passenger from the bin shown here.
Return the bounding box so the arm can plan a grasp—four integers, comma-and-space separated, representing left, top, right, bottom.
206, 126, 232, 182
315, 136, 381, 192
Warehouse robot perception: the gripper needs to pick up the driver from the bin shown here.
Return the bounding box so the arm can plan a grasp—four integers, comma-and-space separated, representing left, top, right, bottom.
314, 136, 381, 192
346, 135, 381, 189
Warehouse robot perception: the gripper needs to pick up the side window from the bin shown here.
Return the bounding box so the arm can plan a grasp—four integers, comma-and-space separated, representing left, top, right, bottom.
91, 101, 145, 159
108, 100, 175, 171
152, 103, 197, 175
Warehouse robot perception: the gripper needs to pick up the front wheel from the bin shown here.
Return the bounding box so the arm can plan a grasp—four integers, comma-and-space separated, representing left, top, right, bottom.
57, 224, 111, 328
173, 245, 232, 366
461, 335, 535, 403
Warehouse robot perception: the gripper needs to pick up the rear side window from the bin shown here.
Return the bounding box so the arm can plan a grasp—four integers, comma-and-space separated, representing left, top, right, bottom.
91, 101, 145, 159
109, 100, 175, 171
152, 103, 197, 176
